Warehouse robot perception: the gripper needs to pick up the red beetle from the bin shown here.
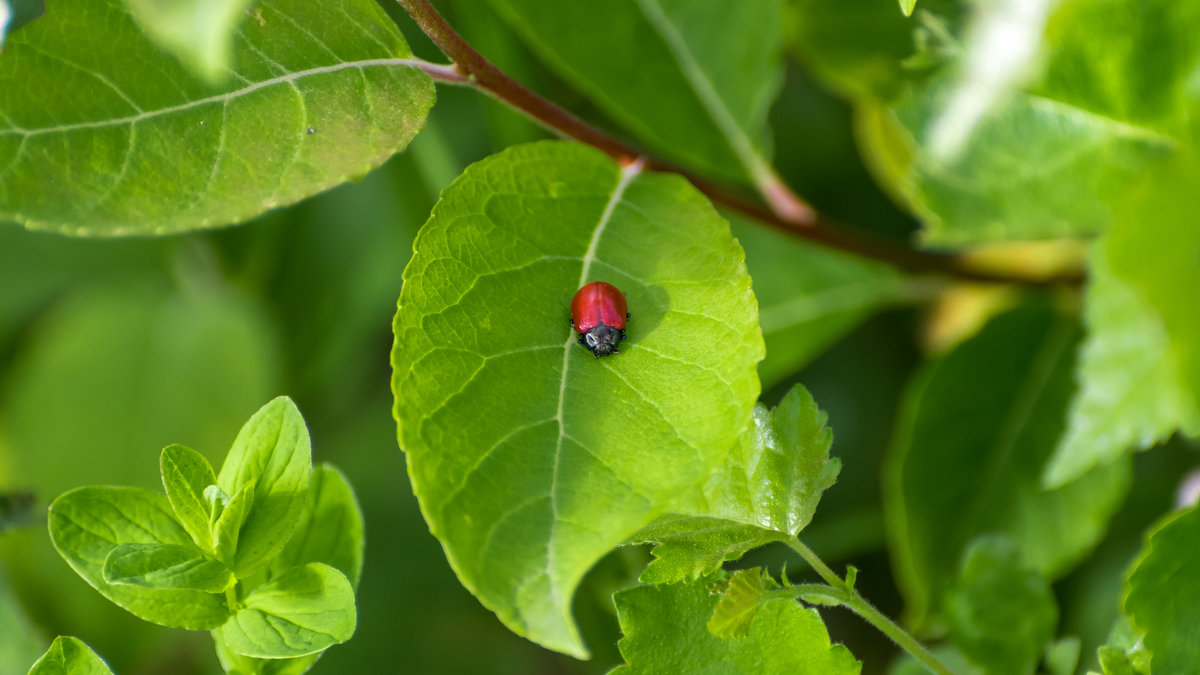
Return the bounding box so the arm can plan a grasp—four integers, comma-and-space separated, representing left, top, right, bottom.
570, 281, 629, 358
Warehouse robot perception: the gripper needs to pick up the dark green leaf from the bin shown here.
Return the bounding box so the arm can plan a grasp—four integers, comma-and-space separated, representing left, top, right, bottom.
214, 563, 355, 659
392, 141, 763, 657
26, 636, 112, 675
270, 464, 364, 589
217, 397, 312, 577
102, 543, 234, 593
47, 487, 230, 629
1045, 239, 1200, 487
485, 0, 783, 185
944, 536, 1057, 675
733, 217, 902, 388
1125, 504, 1200, 675
629, 385, 839, 584
120, 0, 255, 82
0, 0, 434, 235
612, 573, 860, 674
160, 444, 219, 554
885, 303, 1129, 627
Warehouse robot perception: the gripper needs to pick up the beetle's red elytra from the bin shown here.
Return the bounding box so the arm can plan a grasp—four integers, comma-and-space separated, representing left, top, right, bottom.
570, 281, 629, 358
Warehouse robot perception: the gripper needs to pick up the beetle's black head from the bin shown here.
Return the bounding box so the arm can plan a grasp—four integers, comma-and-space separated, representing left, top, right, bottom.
580, 322, 624, 357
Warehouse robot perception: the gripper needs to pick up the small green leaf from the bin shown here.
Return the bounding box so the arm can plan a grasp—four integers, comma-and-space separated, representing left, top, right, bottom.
629, 385, 839, 584
121, 0, 254, 83
27, 636, 112, 675
102, 543, 234, 593
47, 486, 230, 629
612, 573, 860, 674
632, 517, 782, 585
944, 537, 1057, 675
392, 141, 763, 657
217, 397, 312, 577
885, 303, 1129, 628
213, 637, 320, 675
161, 444, 219, 553
1045, 637, 1081, 675
213, 479, 256, 566
899, 0, 916, 17
215, 563, 356, 659
1094, 617, 1150, 675
1125, 504, 1200, 674
707, 568, 775, 639
0, 0, 434, 235
1045, 238, 1200, 487
485, 0, 784, 185
270, 464, 364, 589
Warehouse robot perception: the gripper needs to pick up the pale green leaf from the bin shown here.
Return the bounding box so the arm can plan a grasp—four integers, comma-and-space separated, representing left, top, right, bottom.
707, 568, 775, 639
121, 0, 254, 83
485, 0, 783, 184
1107, 152, 1200, 423
899, 0, 917, 17
47, 486, 230, 629
27, 636, 112, 675
885, 303, 1129, 628
213, 639, 320, 675
612, 573, 860, 674
632, 516, 781, 585
857, 0, 1200, 245
0, 0, 434, 236
733, 217, 902, 388
160, 444, 219, 554
102, 542, 234, 593
944, 536, 1057, 675
1045, 238, 1200, 487
1125, 504, 1200, 675
1094, 616, 1150, 675
629, 384, 840, 584
270, 464, 364, 589
215, 563, 355, 659
213, 479, 255, 566
217, 396, 311, 577
392, 140, 764, 657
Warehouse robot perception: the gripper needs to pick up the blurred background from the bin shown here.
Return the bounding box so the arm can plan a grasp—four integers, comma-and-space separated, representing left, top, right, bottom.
0, 1, 1191, 673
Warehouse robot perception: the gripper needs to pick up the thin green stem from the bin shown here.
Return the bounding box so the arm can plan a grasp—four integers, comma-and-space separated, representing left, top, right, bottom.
784, 539, 955, 675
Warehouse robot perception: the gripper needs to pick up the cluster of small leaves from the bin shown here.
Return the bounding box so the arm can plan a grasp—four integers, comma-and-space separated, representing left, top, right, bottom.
46, 397, 363, 674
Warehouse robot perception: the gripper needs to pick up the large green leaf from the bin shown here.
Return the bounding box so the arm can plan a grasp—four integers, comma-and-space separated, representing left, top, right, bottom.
102, 542, 234, 593
885, 303, 1129, 628
270, 464, 364, 589
733, 217, 902, 388
121, 0, 255, 83
1125, 504, 1200, 675
854, 0, 1200, 245
611, 573, 860, 674
629, 384, 840, 584
47, 486, 230, 629
392, 141, 764, 657
0, 0, 434, 236
484, 0, 783, 185
1044, 238, 1200, 487
27, 637, 112, 675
